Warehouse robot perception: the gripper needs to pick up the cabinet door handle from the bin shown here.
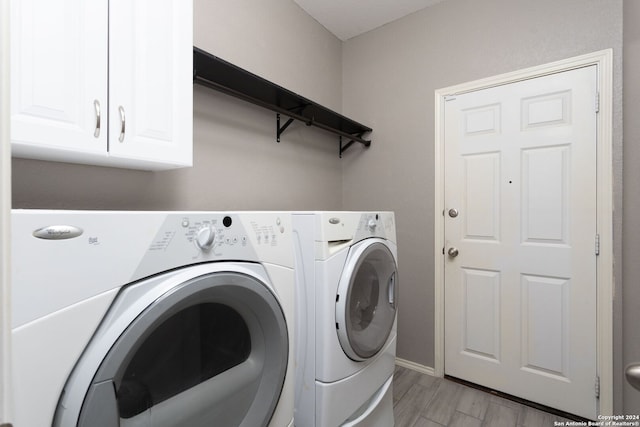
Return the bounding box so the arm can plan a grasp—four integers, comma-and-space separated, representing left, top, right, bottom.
93, 100, 101, 138
118, 106, 126, 142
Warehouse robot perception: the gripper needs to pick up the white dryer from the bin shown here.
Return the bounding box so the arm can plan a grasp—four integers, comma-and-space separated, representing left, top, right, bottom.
11, 210, 295, 427
293, 211, 398, 427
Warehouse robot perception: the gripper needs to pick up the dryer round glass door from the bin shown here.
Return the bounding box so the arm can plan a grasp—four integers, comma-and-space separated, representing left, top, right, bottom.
53, 268, 288, 427
335, 239, 398, 361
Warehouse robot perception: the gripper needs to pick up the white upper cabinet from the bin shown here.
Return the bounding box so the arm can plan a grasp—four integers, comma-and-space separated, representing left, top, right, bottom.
108, 0, 192, 168
10, 0, 108, 161
10, 0, 193, 170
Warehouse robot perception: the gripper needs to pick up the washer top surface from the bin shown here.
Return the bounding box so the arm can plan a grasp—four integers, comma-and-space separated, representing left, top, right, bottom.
11, 210, 293, 328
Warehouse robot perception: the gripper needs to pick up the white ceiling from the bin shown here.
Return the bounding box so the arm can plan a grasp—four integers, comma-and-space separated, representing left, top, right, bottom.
293, 0, 446, 41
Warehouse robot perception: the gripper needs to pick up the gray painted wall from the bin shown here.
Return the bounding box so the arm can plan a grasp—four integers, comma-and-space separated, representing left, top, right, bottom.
12, 0, 344, 211
341, 0, 626, 412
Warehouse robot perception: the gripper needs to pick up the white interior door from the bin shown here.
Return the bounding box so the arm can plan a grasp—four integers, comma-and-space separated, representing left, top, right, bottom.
443, 66, 598, 419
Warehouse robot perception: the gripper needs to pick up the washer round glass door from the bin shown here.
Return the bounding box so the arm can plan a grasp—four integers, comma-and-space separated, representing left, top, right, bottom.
335, 239, 398, 361
54, 267, 288, 427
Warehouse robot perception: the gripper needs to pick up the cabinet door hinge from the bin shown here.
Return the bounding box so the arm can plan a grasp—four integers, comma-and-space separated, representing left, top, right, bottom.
595, 92, 600, 113
595, 375, 600, 399
595, 234, 600, 256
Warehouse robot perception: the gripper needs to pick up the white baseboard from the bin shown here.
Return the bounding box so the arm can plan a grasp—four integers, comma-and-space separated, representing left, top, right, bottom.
395, 358, 438, 377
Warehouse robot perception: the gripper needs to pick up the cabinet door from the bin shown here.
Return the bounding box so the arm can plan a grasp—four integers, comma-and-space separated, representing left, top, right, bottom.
10, 0, 108, 161
108, 0, 193, 169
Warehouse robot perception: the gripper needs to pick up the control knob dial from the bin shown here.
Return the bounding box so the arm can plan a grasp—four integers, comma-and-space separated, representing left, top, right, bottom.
196, 225, 216, 250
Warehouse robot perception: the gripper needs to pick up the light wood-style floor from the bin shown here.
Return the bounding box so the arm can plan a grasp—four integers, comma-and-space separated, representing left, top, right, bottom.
393, 365, 575, 427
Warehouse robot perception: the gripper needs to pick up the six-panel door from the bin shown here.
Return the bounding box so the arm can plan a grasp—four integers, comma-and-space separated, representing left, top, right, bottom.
444, 66, 598, 419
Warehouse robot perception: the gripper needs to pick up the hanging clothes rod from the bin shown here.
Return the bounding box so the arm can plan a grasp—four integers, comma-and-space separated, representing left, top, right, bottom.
193, 47, 372, 156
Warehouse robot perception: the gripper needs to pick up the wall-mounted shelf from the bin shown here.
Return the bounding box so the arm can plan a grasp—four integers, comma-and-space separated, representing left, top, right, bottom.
193, 46, 372, 157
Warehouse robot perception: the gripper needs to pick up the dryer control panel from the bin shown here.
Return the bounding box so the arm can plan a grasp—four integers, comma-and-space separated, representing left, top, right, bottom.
136, 212, 293, 279
11, 210, 294, 329
177, 215, 249, 253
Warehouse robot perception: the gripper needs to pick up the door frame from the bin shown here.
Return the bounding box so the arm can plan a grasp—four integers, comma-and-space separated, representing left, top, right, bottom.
434, 49, 614, 415
1, 0, 12, 424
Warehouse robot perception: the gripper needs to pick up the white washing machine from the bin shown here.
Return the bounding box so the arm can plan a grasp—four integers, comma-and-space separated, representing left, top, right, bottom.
11, 210, 295, 427
292, 211, 398, 427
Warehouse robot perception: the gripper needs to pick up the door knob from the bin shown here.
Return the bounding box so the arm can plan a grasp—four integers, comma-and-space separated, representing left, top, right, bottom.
626, 364, 640, 391
448, 208, 459, 218
448, 247, 459, 257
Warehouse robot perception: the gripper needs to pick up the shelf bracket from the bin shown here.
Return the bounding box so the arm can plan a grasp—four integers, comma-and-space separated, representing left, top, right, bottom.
339, 132, 368, 158
276, 114, 295, 143
276, 105, 309, 142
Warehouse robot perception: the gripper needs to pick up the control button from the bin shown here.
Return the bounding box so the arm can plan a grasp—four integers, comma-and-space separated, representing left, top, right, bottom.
223, 216, 232, 227
233, 237, 238, 244
276, 217, 281, 226
181, 219, 190, 228
195, 226, 215, 250
367, 218, 377, 230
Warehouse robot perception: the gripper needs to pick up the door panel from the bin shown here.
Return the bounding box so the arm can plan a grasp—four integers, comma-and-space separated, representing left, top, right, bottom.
463, 153, 500, 240
444, 66, 597, 418
521, 274, 568, 378
108, 0, 192, 167
10, 0, 107, 156
522, 146, 570, 243
461, 268, 500, 361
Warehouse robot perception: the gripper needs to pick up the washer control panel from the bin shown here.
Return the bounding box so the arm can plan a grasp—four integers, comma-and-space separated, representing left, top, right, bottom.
179, 215, 246, 254
138, 213, 293, 272
178, 215, 283, 253
11, 210, 295, 328
356, 212, 395, 241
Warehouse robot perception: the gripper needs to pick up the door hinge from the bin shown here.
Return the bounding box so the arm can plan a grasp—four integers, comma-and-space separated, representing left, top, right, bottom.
595, 92, 600, 113
595, 234, 600, 256
595, 375, 600, 399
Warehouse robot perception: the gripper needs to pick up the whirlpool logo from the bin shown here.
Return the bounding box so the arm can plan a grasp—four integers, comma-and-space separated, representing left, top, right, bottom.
33, 225, 84, 240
